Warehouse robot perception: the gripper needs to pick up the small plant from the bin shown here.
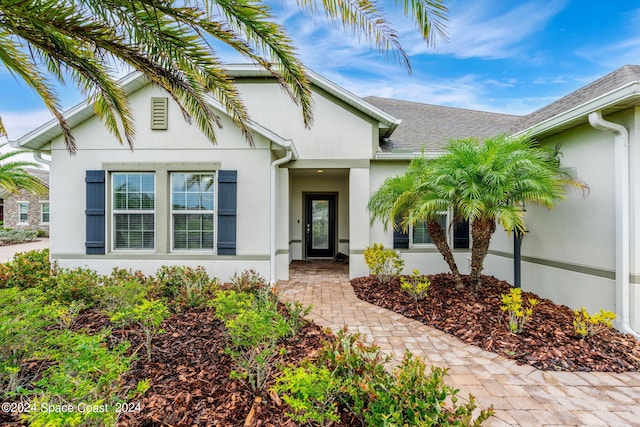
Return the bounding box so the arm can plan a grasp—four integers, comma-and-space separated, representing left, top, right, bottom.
0, 228, 38, 246
0, 248, 51, 289
363, 243, 405, 284
573, 307, 616, 339
500, 288, 538, 334
284, 300, 312, 336
400, 269, 431, 302
45, 267, 102, 306
24, 330, 132, 427
111, 298, 170, 361
272, 362, 342, 425
100, 279, 149, 318
149, 265, 217, 311
230, 269, 267, 293
0, 288, 51, 393
46, 300, 85, 329
211, 289, 289, 393
319, 329, 492, 426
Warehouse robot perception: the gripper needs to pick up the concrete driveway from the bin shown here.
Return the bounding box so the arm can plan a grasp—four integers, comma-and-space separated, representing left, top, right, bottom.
0, 238, 49, 263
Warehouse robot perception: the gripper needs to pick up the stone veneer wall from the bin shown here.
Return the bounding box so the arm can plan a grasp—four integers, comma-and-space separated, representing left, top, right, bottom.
3, 189, 50, 234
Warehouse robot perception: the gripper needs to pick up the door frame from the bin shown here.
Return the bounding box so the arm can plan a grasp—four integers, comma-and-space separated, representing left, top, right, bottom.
304, 193, 337, 259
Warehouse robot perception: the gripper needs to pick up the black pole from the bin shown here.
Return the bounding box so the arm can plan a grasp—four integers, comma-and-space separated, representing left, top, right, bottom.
514, 231, 523, 288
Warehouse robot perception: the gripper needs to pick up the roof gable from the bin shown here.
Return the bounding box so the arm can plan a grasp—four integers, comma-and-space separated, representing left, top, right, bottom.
12, 65, 399, 151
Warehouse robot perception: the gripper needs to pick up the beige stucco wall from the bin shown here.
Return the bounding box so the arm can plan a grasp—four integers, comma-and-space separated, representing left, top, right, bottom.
48, 84, 273, 280
237, 82, 378, 160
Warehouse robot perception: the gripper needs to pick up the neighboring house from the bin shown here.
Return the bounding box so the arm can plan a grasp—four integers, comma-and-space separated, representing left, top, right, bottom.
0, 168, 50, 234
10, 64, 640, 336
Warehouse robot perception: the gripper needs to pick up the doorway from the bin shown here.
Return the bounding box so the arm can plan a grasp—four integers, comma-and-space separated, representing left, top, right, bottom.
305, 194, 336, 258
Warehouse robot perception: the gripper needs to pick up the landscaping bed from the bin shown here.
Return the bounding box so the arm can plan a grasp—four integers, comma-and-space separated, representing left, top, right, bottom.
352, 273, 640, 372
1, 250, 490, 427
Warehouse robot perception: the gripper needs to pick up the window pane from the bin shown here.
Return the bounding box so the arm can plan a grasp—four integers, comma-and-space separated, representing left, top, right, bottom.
113, 173, 155, 250
173, 193, 187, 210
171, 172, 215, 251
172, 213, 214, 250
413, 215, 447, 245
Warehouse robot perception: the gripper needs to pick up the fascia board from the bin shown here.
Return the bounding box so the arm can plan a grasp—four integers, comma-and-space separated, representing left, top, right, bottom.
514, 82, 640, 138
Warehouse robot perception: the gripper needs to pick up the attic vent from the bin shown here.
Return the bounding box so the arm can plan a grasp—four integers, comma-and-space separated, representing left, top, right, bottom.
150, 97, 168, 130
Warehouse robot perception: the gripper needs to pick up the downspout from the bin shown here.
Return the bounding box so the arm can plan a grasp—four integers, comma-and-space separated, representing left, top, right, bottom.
270, 141, 296, 284
588, 111, 640, 339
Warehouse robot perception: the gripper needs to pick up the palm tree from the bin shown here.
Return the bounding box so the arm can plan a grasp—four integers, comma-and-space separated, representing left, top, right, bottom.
0, 0, 448, 153
0, 145, 47, 195
369, 135, 586, 290
425, 134, 587, 289
368, 155, 464, 287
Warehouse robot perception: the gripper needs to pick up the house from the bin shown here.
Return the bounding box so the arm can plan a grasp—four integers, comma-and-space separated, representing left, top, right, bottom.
10, 64, 640, 337
0, 168, 50, 234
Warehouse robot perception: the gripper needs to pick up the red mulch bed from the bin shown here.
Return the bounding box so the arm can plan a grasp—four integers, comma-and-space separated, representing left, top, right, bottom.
352, 273, 640, 372
1, 307, 361, 427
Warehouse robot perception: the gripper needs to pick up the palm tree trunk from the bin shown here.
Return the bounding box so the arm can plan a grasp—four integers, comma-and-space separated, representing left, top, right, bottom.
470, 218, 496, 289
426, 220, 464, 288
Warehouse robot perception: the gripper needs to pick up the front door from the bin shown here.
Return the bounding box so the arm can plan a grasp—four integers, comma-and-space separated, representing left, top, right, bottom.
305, 194, 336, 258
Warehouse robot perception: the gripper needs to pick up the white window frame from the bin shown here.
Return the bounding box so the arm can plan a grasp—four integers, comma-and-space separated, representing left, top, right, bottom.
170, 172, 216, 252
17, 202, 29, 224
40, 201, 50, 224
111, 172, 156, 251
410, 211, 450, 247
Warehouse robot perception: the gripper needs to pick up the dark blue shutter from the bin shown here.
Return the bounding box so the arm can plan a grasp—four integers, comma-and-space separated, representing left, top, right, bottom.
453, 218, 470, 249
85, 170, 106, 254
393, 217, 409, 249
217, 170, 237, 255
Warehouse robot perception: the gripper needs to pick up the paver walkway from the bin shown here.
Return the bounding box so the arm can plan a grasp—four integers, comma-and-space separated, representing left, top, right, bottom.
278, 261, 640, 427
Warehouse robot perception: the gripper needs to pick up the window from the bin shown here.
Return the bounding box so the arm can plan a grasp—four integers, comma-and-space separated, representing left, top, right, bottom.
112, 173, 155, 250
18, 202, 29, 223
41, 202, 50, 224
171, 172, 215, 250
411, 213, 448, 245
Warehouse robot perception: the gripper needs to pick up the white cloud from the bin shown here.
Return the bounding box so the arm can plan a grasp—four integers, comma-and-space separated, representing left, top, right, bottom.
401, 0, 568, 59
0, 109, 53, 141
328, 71, 548, 115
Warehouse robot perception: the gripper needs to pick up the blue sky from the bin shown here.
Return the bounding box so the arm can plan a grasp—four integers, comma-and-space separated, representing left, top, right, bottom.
1, 0, 640, 141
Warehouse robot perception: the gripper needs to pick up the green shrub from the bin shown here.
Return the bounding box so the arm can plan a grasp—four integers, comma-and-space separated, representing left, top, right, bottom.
0, 228, 38, 246
573, 308, 616, 339
363, 243, 404, 284
24, 330, 133, 427
46, 267, 102, 306
45, 300, 85, 329
101, 267, 148, 288
0, 249, 51, 289
273, 362, 342, 425
0, 288, 52, 394
100, 279, 149, 319
500, 288, 538, 334
211, 289, 289, 393
284, 300, 312, 336
400, 269, 431, 302
230, 269, 267, 292
361, 352, 492, 426
149, 265, 217, 311
319, 329, 492, 427
110, 299, 170, 361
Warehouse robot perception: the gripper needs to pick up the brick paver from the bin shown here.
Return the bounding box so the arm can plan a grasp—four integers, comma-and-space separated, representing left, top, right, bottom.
277, 261, 640, 427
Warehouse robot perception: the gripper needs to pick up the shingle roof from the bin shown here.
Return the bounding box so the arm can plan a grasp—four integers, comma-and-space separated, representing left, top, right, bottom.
507, 65, 640, 135
364, 96, 521, 152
